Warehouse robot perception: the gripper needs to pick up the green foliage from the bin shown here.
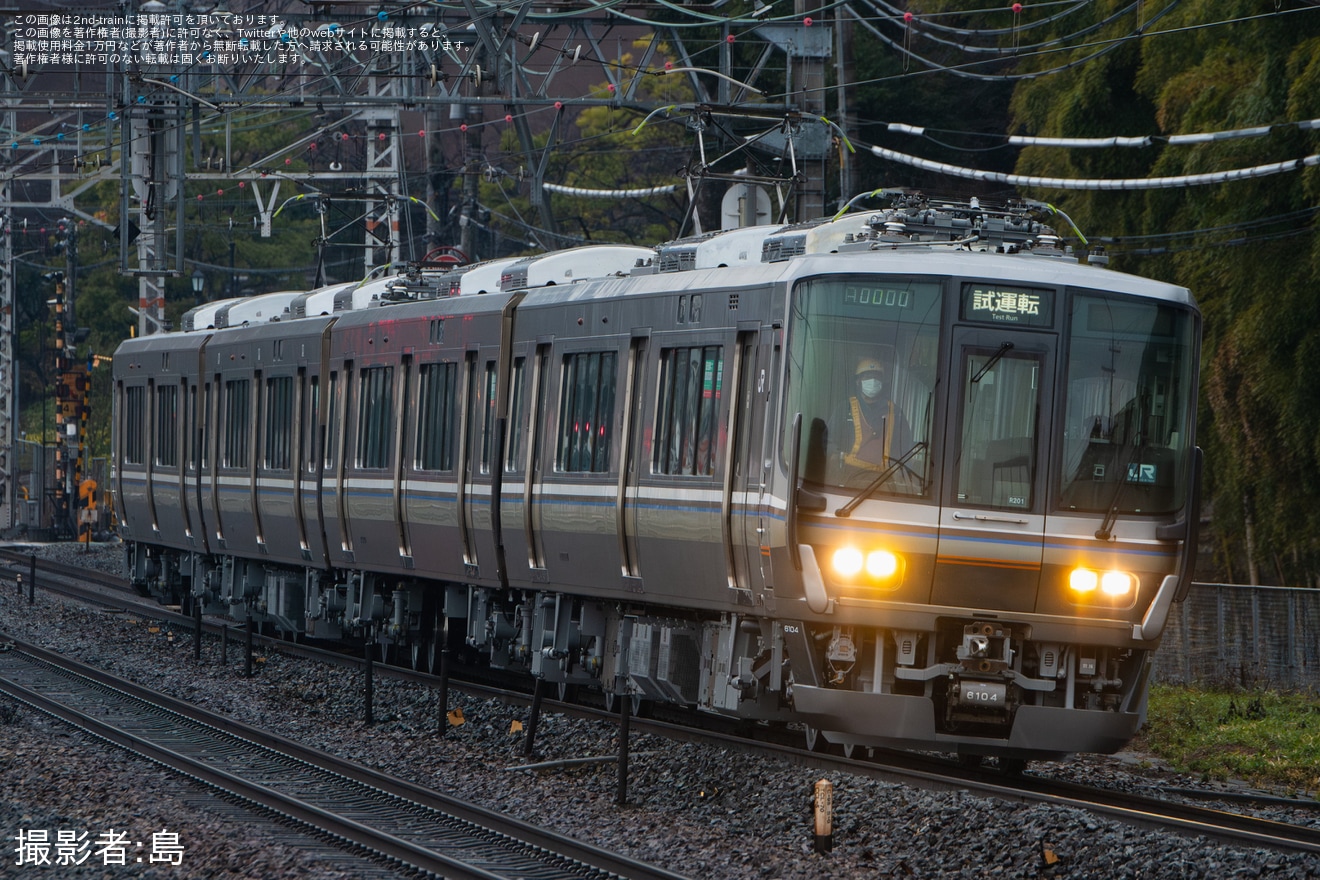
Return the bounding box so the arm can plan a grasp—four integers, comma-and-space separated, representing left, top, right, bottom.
13, 107, 328, 462
477, 39, 698, 250
1143, 686, 1320, 793
996, 1, 1320, 583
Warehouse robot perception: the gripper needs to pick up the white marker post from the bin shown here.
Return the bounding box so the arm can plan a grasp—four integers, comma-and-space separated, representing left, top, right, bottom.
814, 778, 833, 854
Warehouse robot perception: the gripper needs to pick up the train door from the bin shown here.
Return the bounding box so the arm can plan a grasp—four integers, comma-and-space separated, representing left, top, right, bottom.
403, 353, 466, 579
725, 327, 774, 600
289, 367, 308, 560
202, 376, 221, 546
539, 341, 627, 592
617, 333, 648, 587
144, 378, 159, 535
251, 370, 268, 551
468, 352, 502, 580
342, 360, 404, 572
173, 377, 191, 546
933, 326, 1056, 612
456, 350, 479, 575
298, 370, 324, 564
495, 347, 528, 582
522, 343, 551, 581
216, 369, 259, 552
392, 356, 413, 568
186, 338, 212, 552
185, 377, 208, 552
323, 363, 355, 564
631, 332, 726, 604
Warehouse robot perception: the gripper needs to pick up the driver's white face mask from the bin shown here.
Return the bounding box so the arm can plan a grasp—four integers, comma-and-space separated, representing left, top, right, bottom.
860, 378, 883, 398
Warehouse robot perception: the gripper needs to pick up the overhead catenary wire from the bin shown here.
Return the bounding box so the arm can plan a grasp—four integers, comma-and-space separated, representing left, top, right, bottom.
866, 141, 1320, 190
542, 182, 679, 198
885, 118, 1320, 149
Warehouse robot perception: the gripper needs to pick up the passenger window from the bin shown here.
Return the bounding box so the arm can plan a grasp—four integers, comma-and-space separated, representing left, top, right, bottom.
654, 346, 723, 476
556, 351, 617, 473
123, 385, 146, 465
264, 376, 294, 470
416, 362, 458, 471
222, 379, 250, 469
155, 384, 178, 468
356, 366, 394, 469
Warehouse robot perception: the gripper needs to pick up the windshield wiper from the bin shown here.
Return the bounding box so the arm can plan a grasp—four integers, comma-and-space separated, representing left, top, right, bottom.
835, 442, 928, 518
1095, 438, 1145, 541
972, 342, 1014, 383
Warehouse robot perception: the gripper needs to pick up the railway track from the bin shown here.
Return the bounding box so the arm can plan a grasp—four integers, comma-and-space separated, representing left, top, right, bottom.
8, 546, 1320, 860
0, 634, 687, 880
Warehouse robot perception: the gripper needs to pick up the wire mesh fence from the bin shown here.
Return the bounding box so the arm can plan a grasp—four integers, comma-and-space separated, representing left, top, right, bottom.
1153, 583, 1320, 692
3, 441, 111, 540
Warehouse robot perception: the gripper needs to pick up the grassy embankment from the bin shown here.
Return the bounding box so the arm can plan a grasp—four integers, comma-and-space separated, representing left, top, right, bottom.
1140, 685, 1320, 796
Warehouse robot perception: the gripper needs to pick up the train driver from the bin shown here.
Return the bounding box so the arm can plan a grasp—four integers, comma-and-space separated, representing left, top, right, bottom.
832, 355, 914, 472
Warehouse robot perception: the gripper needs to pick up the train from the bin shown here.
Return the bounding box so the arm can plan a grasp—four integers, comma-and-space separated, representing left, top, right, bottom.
112, 193, 1201, 763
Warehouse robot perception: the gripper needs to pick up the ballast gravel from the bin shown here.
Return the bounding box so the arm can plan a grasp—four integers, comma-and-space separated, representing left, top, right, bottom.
0, 540, 1317, 879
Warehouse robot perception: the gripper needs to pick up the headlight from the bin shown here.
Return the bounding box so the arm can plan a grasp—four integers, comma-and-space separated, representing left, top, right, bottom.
1068, 567, 1136, 604
1069, 568, 1098, 593
831, 545, 904, 586
1101, 571, 1134, 596
866, 550, 899, 578
832, 547, 863, 577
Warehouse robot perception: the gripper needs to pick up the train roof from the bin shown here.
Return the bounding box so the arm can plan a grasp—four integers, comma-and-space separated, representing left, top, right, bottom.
656, 224, 787, 272
181, 296, 245, 332
155, 198, 1194, 343
216, 290, 302, 328
498, 245, 653, 291
290, 282, 357, 318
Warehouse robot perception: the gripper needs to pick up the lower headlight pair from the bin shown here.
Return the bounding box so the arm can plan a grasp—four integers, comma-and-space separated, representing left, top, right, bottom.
1069, 567, 1134, 597
832, 547, 900, 580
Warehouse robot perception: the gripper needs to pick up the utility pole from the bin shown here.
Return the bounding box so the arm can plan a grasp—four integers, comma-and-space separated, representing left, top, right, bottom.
835, 6, 857, 204
425, 102, 449, 256
0, 195, 11, 534
0, 22, 15, 533
50, 273, 71, 538
362, 74, 403, 274
458, 52, 485, 262
792, 0, 829, 220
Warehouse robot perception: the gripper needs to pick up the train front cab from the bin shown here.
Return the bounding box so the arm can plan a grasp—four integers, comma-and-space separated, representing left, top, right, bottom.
775, 257, 1201, 759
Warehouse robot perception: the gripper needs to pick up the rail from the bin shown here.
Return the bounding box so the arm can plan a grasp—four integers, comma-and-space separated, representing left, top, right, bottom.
0, 636, 688, 880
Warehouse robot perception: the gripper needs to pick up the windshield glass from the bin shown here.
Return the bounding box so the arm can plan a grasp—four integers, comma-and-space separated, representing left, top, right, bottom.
786, 276, 942, 496
1059, 293, 1197, 515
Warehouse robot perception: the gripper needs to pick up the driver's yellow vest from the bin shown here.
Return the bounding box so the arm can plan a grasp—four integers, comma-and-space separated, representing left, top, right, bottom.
844, 395, 893, 469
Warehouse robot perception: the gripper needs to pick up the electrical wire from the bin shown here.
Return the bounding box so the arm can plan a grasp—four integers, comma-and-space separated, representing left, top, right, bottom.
866, 140, 1320, 190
